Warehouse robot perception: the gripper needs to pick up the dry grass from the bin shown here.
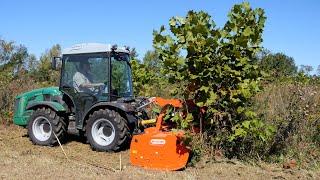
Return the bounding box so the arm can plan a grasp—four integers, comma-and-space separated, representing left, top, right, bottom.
0, 125, 319, 180
0, 76, 45, 125
253, 82, 320, 167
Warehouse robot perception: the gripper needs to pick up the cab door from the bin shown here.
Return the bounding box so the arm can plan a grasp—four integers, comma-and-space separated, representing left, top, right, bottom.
60, 53, 110, 129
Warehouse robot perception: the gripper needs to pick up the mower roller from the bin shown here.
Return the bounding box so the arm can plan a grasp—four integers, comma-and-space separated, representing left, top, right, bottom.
130, 97, 190, 171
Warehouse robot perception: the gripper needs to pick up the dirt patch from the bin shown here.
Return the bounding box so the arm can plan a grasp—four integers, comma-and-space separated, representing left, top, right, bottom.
0, 125, 318, 180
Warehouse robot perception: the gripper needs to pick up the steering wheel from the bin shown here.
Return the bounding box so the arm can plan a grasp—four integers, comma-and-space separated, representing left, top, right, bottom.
92, 83, 107, 97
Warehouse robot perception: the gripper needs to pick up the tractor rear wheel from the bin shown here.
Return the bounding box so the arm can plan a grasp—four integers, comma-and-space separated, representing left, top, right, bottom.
86, 109, 130, 152
27, 107, 67, 146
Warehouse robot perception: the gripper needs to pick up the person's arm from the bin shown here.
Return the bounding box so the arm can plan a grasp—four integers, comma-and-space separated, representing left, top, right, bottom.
73, 72, 86, 91
74, 72, 104, 90
81, 83, 104, 88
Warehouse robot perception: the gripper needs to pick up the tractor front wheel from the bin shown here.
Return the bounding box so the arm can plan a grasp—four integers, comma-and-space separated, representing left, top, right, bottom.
86, 109, 130, 152
27, 107, 67, 146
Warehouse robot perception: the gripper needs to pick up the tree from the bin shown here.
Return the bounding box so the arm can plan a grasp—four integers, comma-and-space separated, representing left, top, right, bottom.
258, 50, 297, 78
0, 38, 33, 85
299, 65, 313, 75
0, 38, 30, 74
153, 2, 274, 157
143, 50, 162, 71
26, 54, 38, 71
130, 47, 138, 59
131, 50, 170, 97
0, 38, 38, 124
32, 44, 61, 84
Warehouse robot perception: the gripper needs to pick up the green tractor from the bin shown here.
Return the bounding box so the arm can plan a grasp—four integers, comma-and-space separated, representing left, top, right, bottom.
13, 43, 149, 151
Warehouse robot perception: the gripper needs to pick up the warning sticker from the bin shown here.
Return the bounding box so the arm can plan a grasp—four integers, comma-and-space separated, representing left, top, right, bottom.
150, 139, 166, 145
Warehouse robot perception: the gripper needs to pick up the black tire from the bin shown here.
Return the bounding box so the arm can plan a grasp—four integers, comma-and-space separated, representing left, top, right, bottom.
86, 109, 130, 152
27, 107, 67, 146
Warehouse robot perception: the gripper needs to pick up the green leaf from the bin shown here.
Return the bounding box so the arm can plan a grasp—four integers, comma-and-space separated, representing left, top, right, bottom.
171, 113, 181, 122
175, 16, 186, 24
206, 91, 217, 105
152, 107, 160, 114
169, 18, 176, 26
237, 106, 245, 113
243, 27, 252, 36
196, 102, 204, 107
160, 25, 165, 32
186, 113, 193, 122
234, 127, 246, 137
243, 2, 250, 10
199, 86, 209, 93
242, 120, 250, 129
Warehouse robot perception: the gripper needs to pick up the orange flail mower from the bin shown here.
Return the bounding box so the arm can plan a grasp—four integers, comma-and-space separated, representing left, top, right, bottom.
130, 97, 190, 171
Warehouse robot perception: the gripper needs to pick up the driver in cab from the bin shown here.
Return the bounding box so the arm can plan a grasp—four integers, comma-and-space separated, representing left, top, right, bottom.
73, 61, 103, 93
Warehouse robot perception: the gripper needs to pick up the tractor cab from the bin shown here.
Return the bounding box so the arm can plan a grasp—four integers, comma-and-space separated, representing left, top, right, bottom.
56, 43, 133, 100
54, 43, 134, 129
58, 43, 133, 101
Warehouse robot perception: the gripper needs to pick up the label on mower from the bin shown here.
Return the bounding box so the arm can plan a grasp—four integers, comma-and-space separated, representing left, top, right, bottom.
150, 139, 166, 145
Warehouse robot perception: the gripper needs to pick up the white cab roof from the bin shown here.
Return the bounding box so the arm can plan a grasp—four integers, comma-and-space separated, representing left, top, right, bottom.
62, 43, 129, 55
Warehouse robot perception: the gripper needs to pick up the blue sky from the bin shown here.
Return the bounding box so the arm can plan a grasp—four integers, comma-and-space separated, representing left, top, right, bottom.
1, 0, 319, 70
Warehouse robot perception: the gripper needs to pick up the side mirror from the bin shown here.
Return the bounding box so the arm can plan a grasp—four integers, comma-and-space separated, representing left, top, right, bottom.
51, 57, 61, 70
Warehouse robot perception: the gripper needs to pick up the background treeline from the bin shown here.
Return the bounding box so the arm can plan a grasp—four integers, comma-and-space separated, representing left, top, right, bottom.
0, 2, 319, 169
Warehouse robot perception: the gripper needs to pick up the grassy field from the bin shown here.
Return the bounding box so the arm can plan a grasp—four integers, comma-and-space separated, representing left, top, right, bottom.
0, 125, 319, 180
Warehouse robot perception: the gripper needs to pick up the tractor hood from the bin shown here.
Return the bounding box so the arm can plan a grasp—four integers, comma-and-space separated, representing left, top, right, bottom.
16, 87, 62, 99
14, 87, 63, 126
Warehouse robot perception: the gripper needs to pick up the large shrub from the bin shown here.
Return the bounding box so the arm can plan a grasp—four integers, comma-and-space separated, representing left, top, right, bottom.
153, 2, 275, 158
